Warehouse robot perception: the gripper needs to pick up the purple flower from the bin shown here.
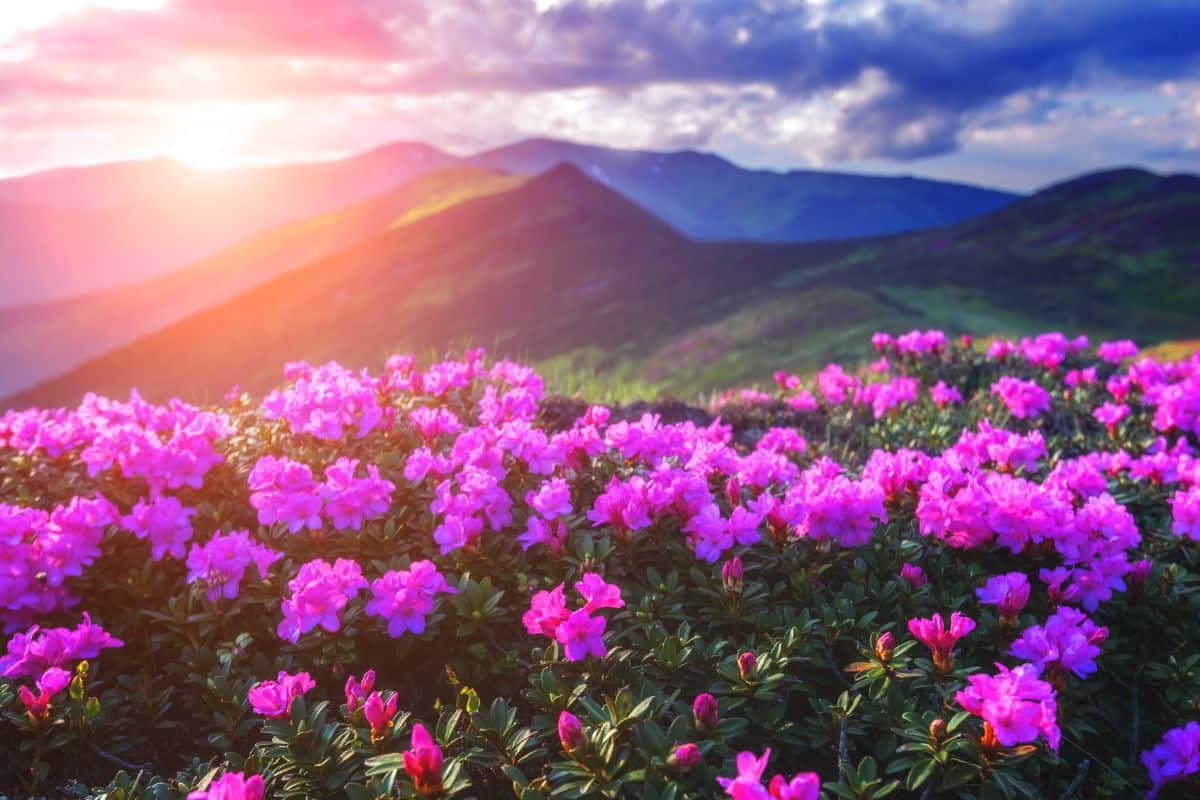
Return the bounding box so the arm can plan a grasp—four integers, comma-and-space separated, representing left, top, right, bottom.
976, 572, 1030, 624
1142, 721, 1200, 798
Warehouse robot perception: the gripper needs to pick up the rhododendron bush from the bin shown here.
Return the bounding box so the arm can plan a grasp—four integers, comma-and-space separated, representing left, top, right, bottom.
2, 334, 1200, 799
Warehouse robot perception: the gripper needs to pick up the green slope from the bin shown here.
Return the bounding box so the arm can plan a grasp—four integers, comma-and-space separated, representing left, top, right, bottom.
4, 165, 1197, 409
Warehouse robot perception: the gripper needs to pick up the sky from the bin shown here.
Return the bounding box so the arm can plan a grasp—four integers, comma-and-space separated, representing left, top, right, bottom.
1, 0, 1198, 191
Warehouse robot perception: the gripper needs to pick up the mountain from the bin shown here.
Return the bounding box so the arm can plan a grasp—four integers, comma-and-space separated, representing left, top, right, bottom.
0, 136, 1020, 307
0, 142, 455, 305
0, 167, 523, 397
4, 165, 1197, 410
470, 137, 1020, 241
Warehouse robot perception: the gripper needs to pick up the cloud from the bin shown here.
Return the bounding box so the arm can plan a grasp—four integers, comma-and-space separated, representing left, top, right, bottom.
1, 0, 1199, 182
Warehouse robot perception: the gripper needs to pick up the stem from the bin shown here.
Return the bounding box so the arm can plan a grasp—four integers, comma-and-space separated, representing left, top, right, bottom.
90, 743, 151, 772
837, 715, 849, 782
1056, 759, 1090, 800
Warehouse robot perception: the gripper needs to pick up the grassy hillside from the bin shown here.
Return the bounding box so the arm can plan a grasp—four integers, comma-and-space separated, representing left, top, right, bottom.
4, 165, 1197, 409
0, 167, 523, 397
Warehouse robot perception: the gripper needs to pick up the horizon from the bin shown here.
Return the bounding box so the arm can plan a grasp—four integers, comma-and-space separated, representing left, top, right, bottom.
2, 2, 1199, 192
0, 131, 1191, 196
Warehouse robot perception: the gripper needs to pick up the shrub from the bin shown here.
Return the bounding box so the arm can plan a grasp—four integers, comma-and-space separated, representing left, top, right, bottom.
1, 333, 1199, 799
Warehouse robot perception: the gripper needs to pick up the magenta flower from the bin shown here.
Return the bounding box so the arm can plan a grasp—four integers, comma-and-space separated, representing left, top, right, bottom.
522, 584, 570, 638
248, 455, 324, 533
976, 572, 1030, 624
716, 748, 772, 798
527, 477, 574, 520
364, 691, 400, 739
908, 612, 975, 673
345, 669, 376, 714
1170, 487, 1200, 541
187, 771, 265, 800
768, 773, 822, 800
320, 458, 394, 531
722, 556, 744, 593
990, 376, 1051, 419
1142, 721, 1200, 798
738, 651, 758, 681
120, 495, 196, 561
555, 609, 608, 661
0, 614, 123, 679
900, 563, 929, 588
574, 573, 624, 614
364, 560, 456, 638
930, 380, 964, 408
248, 670, 315, 719
402, 723, 445, 796
1010, 607, 1108, 683
955, 663, 1060, 752
186, 530, 282, 603
277, 558, 368, 643
1093, 402, 1131, 436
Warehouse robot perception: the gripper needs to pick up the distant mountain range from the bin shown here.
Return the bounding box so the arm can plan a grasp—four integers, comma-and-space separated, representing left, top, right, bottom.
469, 138, 1018, 241
0, 137, 1017, 308
4, 161, 1197, 410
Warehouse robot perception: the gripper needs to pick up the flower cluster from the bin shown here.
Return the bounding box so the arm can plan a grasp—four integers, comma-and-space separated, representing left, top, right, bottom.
262, 361, 383, 439
364, 560, 456, 638
523, 574, 624, 661
277, 558, 368, 643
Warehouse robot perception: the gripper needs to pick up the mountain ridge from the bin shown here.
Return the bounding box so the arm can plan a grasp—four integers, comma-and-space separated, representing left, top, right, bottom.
4, 162, 1196, 410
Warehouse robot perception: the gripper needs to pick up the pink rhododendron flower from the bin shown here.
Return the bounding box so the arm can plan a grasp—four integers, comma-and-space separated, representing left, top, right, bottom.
527, 477, 573, 520
277, 558, 368, 643
0, 614, 123, 679
990, 376, 1051, 419
575, 573, 624, 614
976, 572, 1030, 624
185, 530, 281, 603
956, 663, 1060, 752
694, 692, 720, 731
248, 670, 315, 718
1170, 487, 1200, 541
320, 457, 394, 530
248, 456, 324, 532
364, 560, 456, 638
716, 748, 772, 799
187, 771, 265, 800
908, 612, 975, 672
1098, 339, 1139, 364
1010, 607, 1108, 683
555, 609, 608, 661
364, 691, 400, 739
345, 669, 376, 714
1093, 402, 1130, 435
930, 380, 963, 408
120, 495, 196, 561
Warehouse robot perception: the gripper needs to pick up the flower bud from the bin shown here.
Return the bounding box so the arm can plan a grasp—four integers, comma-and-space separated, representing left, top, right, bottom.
737, 651, 758, 681
1129, 559, 1152, 593
874, 632, 895, 662
692, 693, 719, 732
929, 718, 947, 743
721, 556, 744, 594
668, 742, 701, 772
557, 710, 586, 753
725, 478, 742, 508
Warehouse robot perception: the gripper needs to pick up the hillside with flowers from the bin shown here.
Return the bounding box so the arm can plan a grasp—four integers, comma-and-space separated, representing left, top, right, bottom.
3, 329, 1200, 799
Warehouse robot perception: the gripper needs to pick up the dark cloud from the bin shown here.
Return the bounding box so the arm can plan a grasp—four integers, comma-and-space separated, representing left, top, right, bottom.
2, 0, 1200, 162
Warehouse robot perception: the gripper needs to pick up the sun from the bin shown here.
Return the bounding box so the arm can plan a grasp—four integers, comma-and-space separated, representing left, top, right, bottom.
162, 104, 257, 169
